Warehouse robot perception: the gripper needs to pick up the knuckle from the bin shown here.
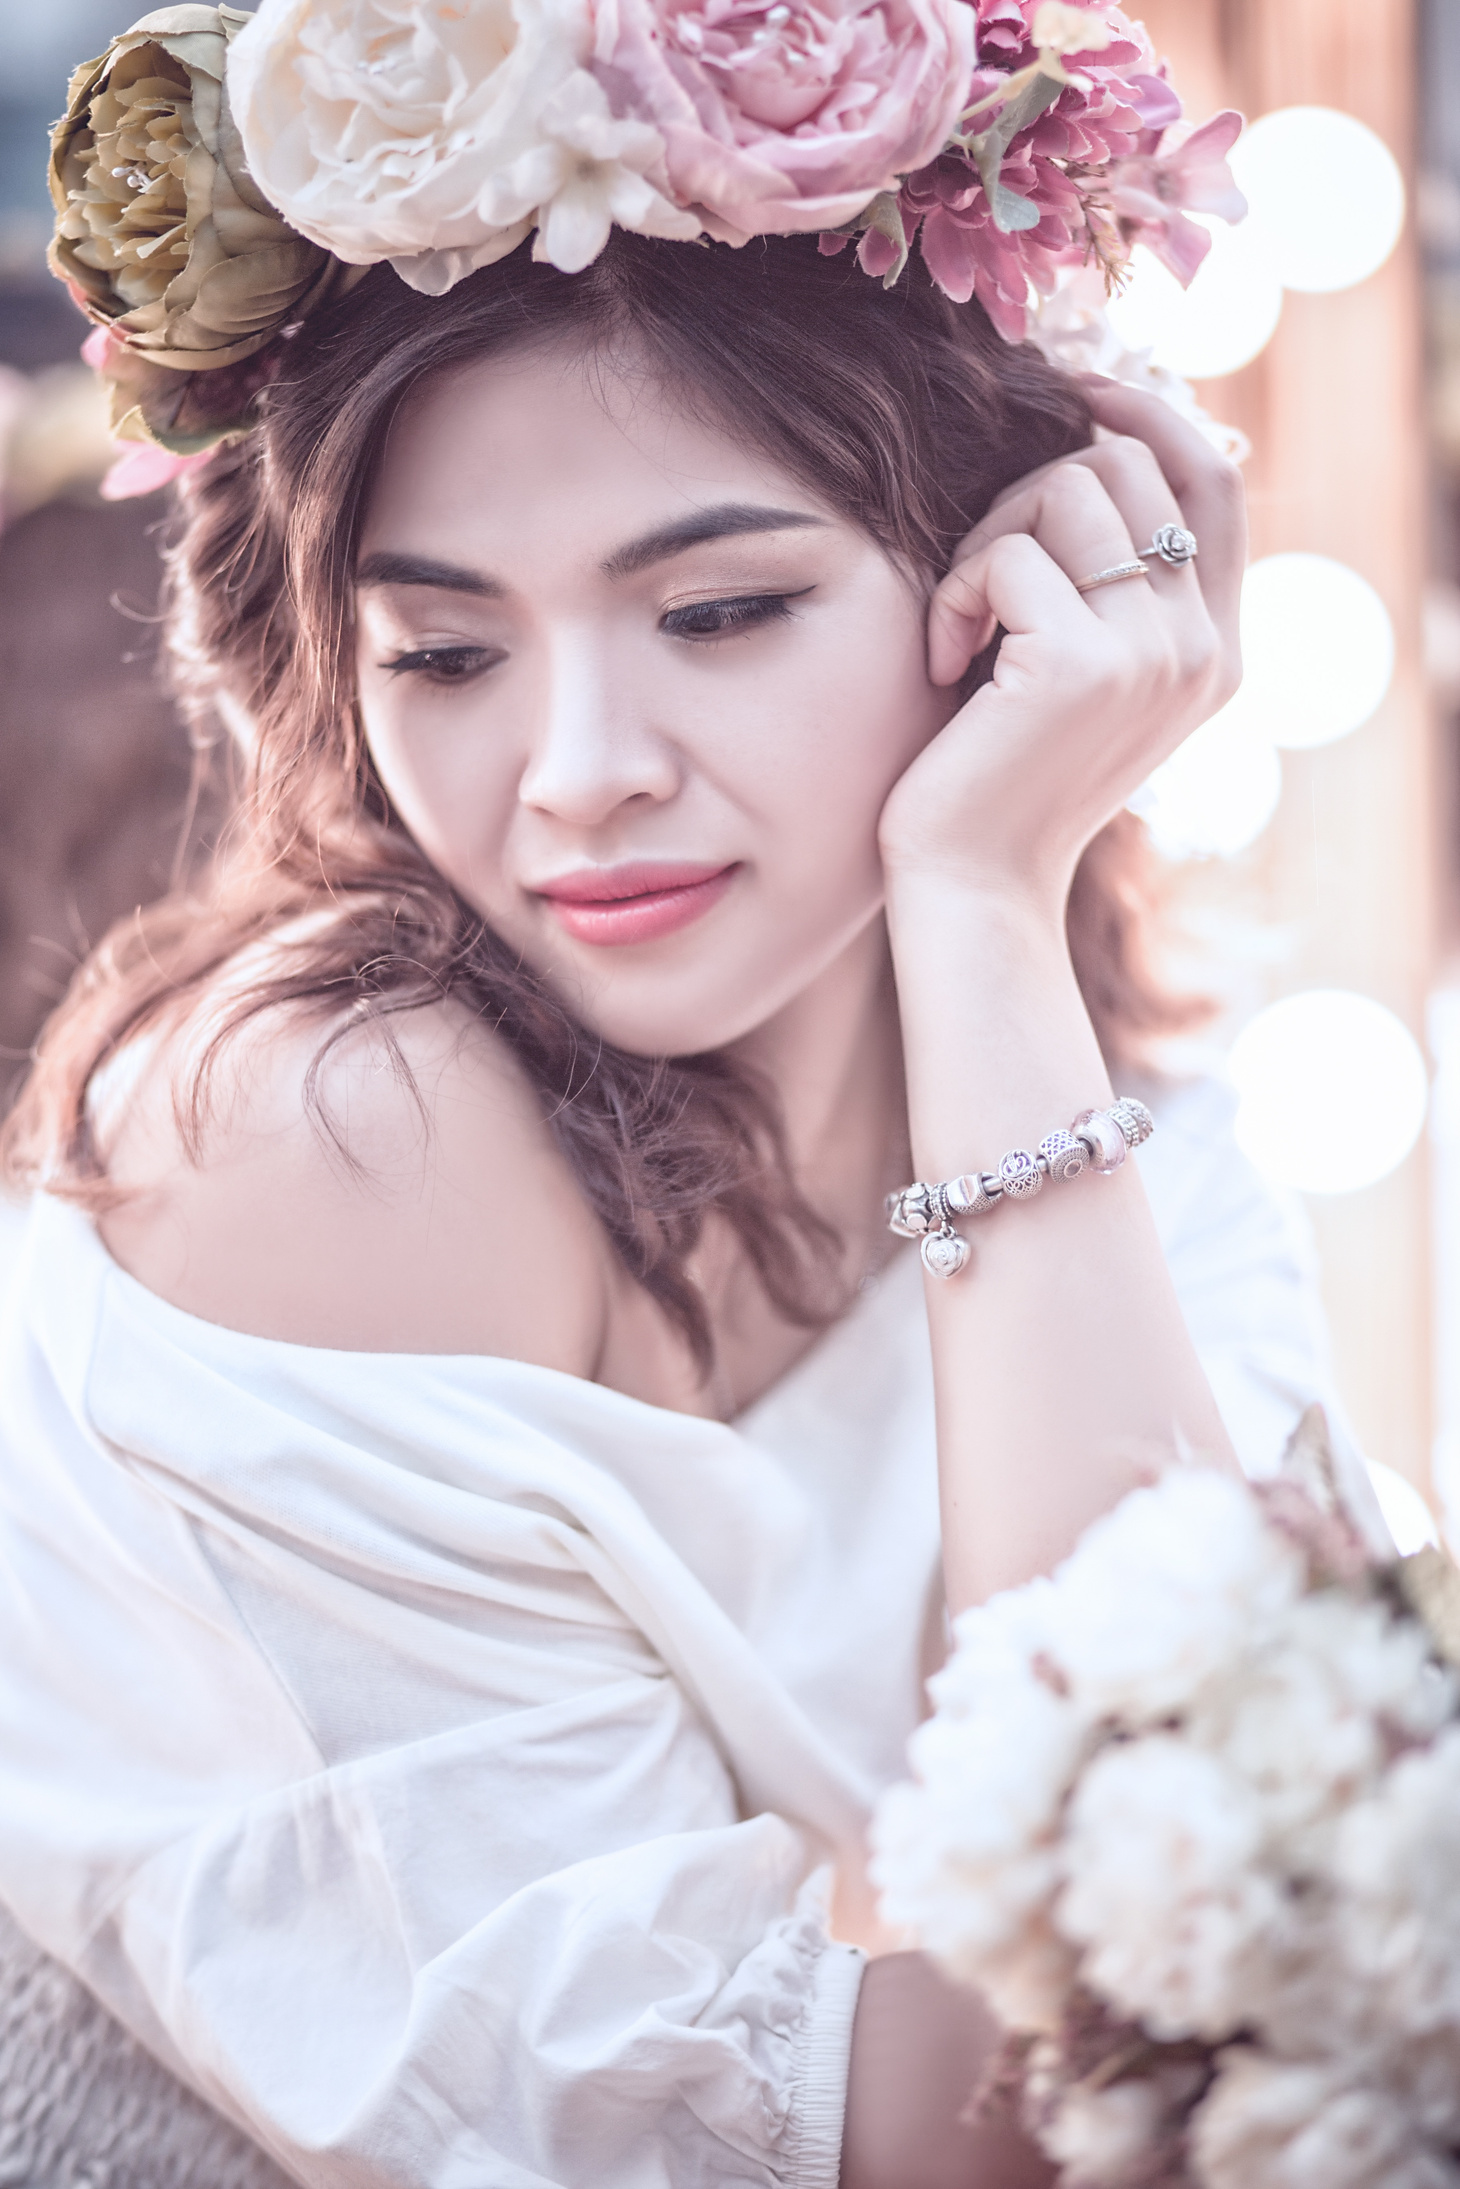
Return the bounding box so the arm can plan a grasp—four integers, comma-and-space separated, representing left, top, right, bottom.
1200, 452, 1245, 509
1174, 611, 1222, 687
1047, 462, 1107, 506
1099, 433, 1156, 471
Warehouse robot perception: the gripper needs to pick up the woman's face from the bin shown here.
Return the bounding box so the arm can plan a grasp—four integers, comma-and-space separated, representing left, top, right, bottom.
355, 340, 952, 1056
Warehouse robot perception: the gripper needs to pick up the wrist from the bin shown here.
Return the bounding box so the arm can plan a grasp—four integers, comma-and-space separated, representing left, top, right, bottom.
884, 873, 1111, 1181
884, 865, 1076, 997
883, 851, 1069, 940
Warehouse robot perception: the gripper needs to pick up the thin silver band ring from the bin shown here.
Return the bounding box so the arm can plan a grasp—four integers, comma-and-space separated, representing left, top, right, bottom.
1074, 559, 1149, 595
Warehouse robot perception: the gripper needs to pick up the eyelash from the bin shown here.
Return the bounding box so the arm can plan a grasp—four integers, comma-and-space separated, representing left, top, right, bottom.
381, 589, 810, 683
384, 645, 501, 686
660, 590, 808, 641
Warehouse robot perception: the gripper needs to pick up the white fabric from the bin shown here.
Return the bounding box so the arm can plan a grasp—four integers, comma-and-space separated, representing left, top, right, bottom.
0, 1075, 1363, 2188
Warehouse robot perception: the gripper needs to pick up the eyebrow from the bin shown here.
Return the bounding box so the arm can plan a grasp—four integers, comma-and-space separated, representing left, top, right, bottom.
354, 551, 504, 597
354, 503, 828, 598
601, 503, 828, 580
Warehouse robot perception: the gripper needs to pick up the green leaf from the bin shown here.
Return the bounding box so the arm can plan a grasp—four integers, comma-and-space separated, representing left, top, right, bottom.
987, 184, 1041, 233
966, 71, 1061, 232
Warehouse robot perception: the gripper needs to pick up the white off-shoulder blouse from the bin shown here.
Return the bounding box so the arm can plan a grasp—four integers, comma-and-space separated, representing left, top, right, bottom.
0, 1077, 1376, 2188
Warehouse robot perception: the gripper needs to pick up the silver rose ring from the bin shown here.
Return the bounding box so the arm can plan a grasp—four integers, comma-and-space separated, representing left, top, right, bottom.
1138, 523, 1199, 568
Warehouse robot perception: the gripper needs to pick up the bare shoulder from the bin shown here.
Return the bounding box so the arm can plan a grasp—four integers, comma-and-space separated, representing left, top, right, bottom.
98, 992, 614, 1369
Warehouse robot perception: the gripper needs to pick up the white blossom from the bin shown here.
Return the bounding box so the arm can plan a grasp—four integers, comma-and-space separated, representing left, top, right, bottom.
1187, 1594, 1451, 1846
1041, 2080, 1171, 2185
1192, 2050, 1460, 2189
1042, 1469, 1305, 1724
873, 1666, 1085, 2024
1332, 1726, 1460, 2045
1058, 1735, 1283, 2042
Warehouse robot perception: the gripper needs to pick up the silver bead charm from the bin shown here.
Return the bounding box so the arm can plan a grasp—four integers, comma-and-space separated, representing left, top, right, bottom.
1109, 1095, 1155, 1151
1038, 1128, 1087, 1182
1073, 1108, 1127, 1175
887, 1181, 937, 1236
920, 1226, 970, 1279
998, 1148, 1043, 1199
945, 1171, 999, 1218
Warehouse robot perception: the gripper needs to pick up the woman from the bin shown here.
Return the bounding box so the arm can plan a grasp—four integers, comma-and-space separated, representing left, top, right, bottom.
0, 6, 1362, 2184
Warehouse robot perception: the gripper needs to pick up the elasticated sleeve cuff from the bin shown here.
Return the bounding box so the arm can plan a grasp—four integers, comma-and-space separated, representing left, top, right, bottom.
780, 1939, 866, 2189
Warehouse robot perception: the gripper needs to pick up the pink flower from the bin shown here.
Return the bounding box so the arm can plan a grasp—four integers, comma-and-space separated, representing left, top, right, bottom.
1108, 109, 1247, 284
594, 0, 975, 240
893, 146, 1077, 336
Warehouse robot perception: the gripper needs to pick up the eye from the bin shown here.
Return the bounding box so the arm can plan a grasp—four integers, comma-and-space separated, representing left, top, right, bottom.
383, 644, 502, 686
660, 590, 810, 641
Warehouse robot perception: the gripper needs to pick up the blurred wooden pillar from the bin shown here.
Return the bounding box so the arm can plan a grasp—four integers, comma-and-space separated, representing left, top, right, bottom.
1141, 0, 1437, 1493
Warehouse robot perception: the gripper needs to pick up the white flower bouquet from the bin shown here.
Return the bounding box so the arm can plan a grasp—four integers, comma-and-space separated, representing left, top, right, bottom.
873, 1414, 1460, 2189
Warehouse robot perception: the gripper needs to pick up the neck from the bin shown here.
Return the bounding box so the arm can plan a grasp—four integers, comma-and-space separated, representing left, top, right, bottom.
729, 913, 908, 1236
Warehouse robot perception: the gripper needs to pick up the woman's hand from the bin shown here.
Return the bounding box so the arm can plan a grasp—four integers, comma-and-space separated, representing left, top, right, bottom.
878, 378, 1246, 919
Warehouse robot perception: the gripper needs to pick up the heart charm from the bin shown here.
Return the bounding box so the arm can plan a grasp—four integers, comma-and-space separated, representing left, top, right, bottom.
920, 1227, 969, 1279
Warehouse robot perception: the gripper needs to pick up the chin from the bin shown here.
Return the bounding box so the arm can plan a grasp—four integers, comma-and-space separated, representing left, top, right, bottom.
544, 970, 786, 1060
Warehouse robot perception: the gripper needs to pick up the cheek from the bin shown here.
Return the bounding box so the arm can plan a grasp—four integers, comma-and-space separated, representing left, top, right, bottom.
358, 673, 516, 898
722, 592, 946, 880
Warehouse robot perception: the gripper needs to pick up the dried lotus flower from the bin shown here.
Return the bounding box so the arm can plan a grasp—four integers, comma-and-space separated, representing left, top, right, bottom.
47, 4, 356, 448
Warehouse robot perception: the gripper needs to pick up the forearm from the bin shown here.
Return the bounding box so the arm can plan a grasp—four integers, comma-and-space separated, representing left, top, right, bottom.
887, 872, 1236, 1613
840, 1952, 1054, 2189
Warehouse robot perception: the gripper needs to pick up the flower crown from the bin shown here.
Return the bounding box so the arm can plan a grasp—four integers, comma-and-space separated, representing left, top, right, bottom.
48, 0, 1245, 482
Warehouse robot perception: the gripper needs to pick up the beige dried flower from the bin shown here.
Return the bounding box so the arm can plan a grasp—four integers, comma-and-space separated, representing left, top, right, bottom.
48, 5, 355, 447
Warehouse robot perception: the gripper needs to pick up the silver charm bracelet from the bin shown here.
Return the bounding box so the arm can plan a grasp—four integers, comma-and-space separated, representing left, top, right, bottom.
886, 1096, 1155, 1278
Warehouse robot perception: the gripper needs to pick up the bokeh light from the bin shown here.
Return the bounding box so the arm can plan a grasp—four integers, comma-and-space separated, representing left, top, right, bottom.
1232, 554, 1396, 751
1232, 107, 1406, 294
1366, 1459, 1440, 1555
1105, 215, 1284, 380
1129, 706, 1282, 861
1230, 990, 1428, 1195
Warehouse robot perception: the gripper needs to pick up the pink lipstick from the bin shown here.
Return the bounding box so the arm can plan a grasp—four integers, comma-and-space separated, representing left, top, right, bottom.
535, 861, 740, 946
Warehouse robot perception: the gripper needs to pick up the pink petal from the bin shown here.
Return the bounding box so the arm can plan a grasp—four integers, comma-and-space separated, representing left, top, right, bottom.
1174, 165, 1249, 223
100, 442, 214, 501
857, 222, 905, 279
81, 324, 119, 370
1174, 109, 1245, 167
1128, 72, 1182, 134
918, 205, 981, 304
1141, 210, 1212, 288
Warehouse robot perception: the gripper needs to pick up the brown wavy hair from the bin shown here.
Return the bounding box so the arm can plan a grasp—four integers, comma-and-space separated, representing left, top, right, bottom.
3, 232, 1199, 1370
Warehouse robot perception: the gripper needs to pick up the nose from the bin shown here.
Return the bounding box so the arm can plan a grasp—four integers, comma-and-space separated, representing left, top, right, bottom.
518, 628, 681, 828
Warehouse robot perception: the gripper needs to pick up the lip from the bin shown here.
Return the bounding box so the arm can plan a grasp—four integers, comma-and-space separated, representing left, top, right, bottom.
534, 861, 740, 946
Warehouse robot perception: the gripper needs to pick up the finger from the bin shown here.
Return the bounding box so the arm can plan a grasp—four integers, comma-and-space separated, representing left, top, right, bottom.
1079, 379, 1247, 632
930, 464, 1145, 685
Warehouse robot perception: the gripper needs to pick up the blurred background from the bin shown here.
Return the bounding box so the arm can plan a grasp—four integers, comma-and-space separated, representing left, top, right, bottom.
0, 0, 1456, 1531
0, 1, 207, 1123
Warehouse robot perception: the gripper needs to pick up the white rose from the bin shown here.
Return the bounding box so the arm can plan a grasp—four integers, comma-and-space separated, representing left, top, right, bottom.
228, 0, 699, 292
